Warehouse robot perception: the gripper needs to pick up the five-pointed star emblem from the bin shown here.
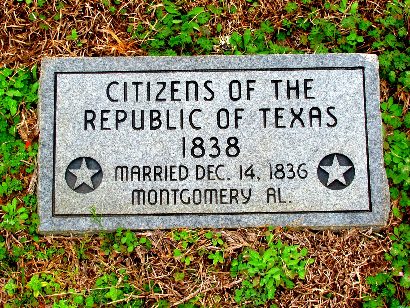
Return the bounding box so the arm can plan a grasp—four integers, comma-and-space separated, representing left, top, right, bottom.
320, 154, 352, 186
68, 158, 99, 189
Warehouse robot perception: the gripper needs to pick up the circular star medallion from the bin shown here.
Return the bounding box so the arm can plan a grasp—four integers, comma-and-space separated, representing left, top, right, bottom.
65, 157, 103, 193
317, 153, 355, 190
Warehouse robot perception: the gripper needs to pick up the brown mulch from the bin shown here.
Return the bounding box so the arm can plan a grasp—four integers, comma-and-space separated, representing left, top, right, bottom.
0, 226, 393, 307
0, 0, 397, 306
1, 0, 390, 67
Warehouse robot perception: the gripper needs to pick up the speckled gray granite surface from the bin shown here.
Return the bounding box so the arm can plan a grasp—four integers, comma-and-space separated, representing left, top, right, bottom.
37, 54, 389, 233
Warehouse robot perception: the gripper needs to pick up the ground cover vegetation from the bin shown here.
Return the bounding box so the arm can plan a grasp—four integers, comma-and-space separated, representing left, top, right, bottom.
0, 0, 409, 306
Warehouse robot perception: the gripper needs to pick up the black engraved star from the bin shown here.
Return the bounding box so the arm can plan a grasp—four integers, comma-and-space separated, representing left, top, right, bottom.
317, 153, 355, 190
65, 157, 103, 193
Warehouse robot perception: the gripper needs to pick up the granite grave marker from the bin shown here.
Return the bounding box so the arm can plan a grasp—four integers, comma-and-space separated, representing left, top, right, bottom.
38, 54, 390, 233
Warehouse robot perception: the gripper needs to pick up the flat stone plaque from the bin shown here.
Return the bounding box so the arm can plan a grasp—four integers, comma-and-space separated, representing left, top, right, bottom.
38, 54, 390, 233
